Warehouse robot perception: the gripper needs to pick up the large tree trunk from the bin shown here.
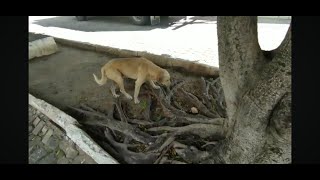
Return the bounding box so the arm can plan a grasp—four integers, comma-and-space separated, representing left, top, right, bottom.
214, 16, 291, 163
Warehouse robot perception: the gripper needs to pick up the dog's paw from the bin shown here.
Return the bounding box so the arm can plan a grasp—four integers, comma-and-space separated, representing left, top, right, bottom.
126, 94, 133, 100
154, 85, 161, 89
134, 99, 140, 104
113, 94, 120, 98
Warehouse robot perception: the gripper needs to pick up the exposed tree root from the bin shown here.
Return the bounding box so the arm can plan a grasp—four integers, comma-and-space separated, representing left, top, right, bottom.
147, 123, 225, 139
181, 89, 219, 118
70, 106, 155, 144
174, 145, 210, 163
71, 76, 228, 164
103, 128, 158, 164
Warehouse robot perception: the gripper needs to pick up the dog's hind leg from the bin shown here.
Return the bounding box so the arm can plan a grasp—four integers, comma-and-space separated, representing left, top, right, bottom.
118, 81, 133, 100
110, 81, 120, 98
107, 70, 133, 100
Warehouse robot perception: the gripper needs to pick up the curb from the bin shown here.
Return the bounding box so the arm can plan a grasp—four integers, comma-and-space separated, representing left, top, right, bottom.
260, 16, 291, 20
29, 37, 59, 60
29, 32, 219, 78
29, 93, 119, 164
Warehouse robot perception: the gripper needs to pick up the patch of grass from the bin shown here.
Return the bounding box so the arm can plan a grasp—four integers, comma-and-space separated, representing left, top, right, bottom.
140, 100, 148, 110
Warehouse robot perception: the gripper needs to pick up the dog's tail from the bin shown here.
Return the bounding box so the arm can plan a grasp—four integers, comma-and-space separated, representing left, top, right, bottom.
93, 68, 107, 86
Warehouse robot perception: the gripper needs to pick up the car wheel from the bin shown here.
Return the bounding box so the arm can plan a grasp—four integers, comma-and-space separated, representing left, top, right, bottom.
76, 16, 87, 21
130, 16, 150, 25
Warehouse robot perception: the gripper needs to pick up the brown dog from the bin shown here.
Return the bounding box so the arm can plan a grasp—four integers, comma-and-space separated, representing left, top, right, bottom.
93, 57, 171, 104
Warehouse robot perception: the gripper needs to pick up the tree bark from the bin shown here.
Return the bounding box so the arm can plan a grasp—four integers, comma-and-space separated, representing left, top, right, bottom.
216, 16, 291, 163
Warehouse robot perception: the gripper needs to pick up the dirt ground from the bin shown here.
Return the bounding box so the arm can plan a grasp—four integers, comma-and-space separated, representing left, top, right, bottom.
29, 44, 200, 119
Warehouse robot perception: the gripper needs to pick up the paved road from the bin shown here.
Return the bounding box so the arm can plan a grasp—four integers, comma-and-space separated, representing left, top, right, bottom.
29, 16, 291, 68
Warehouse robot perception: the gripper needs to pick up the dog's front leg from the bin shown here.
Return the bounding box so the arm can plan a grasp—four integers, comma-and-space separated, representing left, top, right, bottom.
148, 80, 160, 89
134, 79, 145, 104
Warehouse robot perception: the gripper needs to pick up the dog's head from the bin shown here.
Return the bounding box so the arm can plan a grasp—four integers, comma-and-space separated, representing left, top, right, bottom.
158, 69, 171, 87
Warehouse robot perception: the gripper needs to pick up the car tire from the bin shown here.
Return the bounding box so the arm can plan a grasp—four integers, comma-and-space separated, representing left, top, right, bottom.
130, 16, 150, 25
76, 16, 87, 21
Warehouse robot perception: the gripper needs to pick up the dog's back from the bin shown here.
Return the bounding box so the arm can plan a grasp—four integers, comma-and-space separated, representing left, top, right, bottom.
106, 57, 161, 79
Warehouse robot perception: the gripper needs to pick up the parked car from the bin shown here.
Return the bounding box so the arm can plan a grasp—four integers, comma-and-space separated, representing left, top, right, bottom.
75, 16, 159, 25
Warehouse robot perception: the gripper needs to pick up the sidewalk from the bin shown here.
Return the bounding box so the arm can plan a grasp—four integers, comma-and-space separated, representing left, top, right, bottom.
29, 105, 96, 164
29, 16, 291, 68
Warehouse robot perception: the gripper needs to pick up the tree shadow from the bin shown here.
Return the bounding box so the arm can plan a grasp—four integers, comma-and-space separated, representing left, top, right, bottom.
167, 16, 217, 30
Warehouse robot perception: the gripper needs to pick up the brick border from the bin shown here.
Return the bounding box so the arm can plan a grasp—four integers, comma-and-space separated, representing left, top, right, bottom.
29, 93, 119, 164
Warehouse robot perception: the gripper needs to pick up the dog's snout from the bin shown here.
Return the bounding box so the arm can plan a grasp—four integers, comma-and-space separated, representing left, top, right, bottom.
164, 81, 171, 87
